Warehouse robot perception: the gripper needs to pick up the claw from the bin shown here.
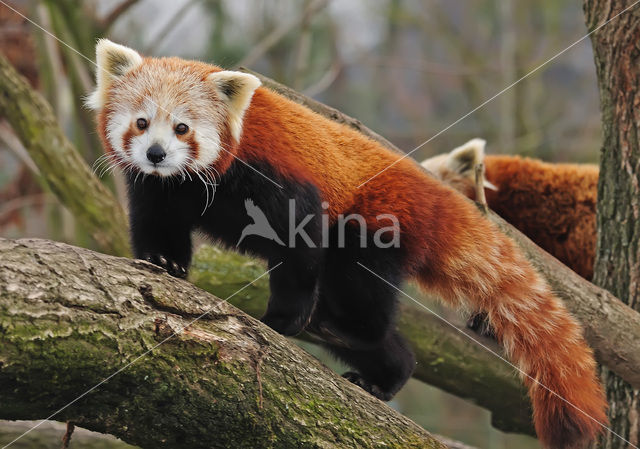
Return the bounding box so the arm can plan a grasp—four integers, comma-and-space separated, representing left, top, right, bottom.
168, 261, 187, 278
142, 254, 188, 279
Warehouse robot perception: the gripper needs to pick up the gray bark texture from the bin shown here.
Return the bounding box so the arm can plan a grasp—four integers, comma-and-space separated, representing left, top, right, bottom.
0, 238, 447, 449
584, 1, 640, 448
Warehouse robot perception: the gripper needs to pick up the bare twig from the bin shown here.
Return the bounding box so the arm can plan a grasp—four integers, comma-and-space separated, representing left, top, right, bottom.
303, 58, 341, 97
0, 120, 40, 174
35, 4, 67, 118
292, 0, 313, 90
435, 435, 480, 449
303, 19, 342, 97
0, 194, 50, 224
51, 20, 93, 93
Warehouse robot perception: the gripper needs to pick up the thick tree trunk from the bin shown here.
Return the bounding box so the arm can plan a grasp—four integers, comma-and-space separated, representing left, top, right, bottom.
0, 238, 447, 449
584, 1, 640, 448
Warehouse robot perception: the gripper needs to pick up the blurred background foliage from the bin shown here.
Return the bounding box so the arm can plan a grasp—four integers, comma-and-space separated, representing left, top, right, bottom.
0, 0, 603, 447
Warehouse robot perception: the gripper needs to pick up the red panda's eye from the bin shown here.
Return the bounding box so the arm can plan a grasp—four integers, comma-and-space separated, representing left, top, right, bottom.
136, 118, 148, 130
175, 123, 189, 135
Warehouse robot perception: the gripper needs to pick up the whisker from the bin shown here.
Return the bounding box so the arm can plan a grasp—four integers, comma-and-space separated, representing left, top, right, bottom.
193, 170, 211, 216
93, 153, 120, 176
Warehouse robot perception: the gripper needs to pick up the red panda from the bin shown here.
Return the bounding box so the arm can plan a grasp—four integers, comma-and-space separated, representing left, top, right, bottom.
89, 40, 607, 449
421, 139, 598, 280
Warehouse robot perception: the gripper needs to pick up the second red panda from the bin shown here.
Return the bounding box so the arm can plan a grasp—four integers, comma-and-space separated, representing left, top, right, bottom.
422, 139, 598, 280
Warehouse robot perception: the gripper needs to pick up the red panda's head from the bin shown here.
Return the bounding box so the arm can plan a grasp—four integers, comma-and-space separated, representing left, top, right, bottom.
87, 39, 260, 178
421, 138, 496, 199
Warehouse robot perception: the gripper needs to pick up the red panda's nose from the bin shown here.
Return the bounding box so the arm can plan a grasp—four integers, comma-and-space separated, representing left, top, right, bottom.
147, 144, 166, 164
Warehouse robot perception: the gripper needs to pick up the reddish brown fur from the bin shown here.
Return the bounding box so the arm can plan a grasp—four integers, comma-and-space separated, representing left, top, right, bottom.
122, 123, 143, 154
98, 56, 608, 448
237, 89, 607, 447
483, 156, 598, 280
428, 153, 599, 280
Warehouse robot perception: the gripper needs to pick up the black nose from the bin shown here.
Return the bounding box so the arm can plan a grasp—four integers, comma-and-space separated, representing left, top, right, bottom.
146, 144, 166, 164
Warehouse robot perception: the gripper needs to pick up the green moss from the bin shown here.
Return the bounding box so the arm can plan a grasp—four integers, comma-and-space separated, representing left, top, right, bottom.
190, 245, 270, 317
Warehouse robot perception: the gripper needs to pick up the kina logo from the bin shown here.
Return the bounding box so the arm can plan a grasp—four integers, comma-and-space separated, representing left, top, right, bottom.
236, 199, 285, 247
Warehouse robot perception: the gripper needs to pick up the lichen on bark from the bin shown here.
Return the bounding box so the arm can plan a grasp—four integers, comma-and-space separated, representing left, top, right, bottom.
0, 238, 446, 449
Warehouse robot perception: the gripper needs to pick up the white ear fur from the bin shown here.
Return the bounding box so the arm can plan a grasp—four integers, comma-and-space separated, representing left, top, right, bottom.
86, 39, 143, 110
208, 71, 261, 142
447, 138, 487, 177
447, 138, 498, 190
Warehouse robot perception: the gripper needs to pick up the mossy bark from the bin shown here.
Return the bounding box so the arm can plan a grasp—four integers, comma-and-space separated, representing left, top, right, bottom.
0, 238, 446, 449
0, 54, 130, 257
585, 2, 640, 447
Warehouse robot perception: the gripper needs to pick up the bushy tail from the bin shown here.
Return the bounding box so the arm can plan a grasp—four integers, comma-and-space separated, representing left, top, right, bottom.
415, 201, 607, 449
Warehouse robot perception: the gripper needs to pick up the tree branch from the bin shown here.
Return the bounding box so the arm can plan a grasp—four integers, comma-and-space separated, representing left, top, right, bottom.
0, 237, 446, 449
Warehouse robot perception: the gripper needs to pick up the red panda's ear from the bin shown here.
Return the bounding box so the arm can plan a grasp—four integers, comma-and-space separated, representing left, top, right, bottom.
207, 71, 261, 142
86, 39, 143, 110
447, 138, 497, 190
447, 138, 487, 178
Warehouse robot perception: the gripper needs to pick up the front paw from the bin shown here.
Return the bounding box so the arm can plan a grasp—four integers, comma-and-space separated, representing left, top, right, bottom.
144, 254, 187, 279
260, 311, 308, 336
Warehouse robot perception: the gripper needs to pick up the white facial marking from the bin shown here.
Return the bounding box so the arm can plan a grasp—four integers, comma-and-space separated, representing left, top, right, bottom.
105, 80, 224, 178
93, 44, 258, 179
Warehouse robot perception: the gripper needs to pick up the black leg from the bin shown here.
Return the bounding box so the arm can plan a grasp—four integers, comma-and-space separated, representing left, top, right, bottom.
261, 247, 322, 336
325, 330, 415, 401
305, 226, 413, 400
126, 174, 195, 278
308, 232, 405, 350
